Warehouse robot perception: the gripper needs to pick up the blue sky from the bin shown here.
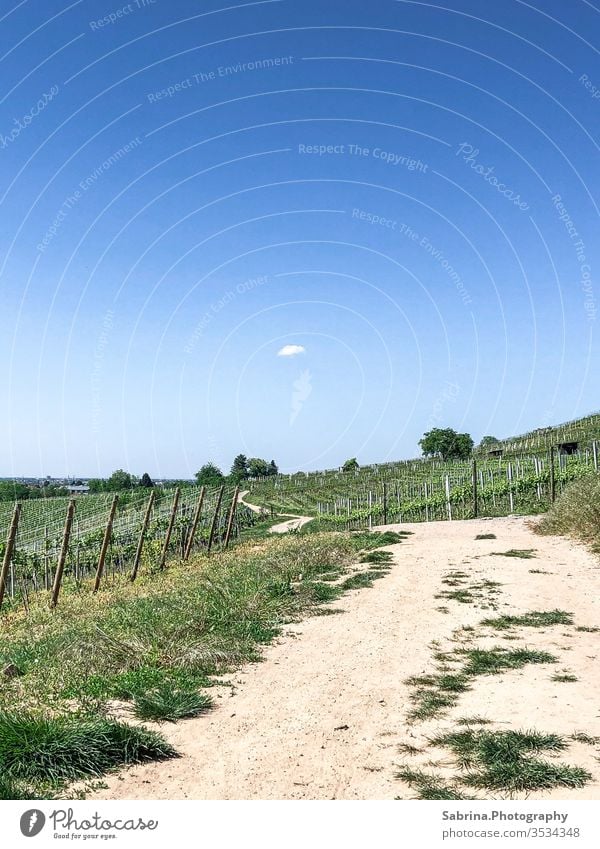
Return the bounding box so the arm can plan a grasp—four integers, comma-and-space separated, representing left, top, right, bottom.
1, 0, 599, 477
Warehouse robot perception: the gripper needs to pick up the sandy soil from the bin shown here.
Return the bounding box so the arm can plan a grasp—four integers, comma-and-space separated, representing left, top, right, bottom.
93, 516, 600, 800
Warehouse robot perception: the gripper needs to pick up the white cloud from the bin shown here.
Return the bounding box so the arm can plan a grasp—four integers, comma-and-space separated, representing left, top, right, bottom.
277, 344, 305, 357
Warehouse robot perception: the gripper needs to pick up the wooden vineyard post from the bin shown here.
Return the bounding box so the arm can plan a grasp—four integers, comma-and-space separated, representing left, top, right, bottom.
130, 490, 155, 582
158, 487, 181, 570
223, 486, 240, 549
472, 459, 478, 519
382, 482, 388, 525
368, 491, 372, 530
50, 500, 75, 609
445, 475, 452, 521
593, 441, 598, 472
507, 462, 514, 513
207, 485, 225, 553
549, 446, 556, 504
93, 495, 119, 593
0, 502, 21, 611
183, 486, 206, 560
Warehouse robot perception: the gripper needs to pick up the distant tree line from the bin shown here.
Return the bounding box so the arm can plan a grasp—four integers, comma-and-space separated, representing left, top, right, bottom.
0, 480, 69, 502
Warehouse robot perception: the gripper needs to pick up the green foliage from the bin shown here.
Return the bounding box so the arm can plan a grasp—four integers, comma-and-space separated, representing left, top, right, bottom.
132, 686, 213, 722
0, 711, 176, 796
230, 454, 249, 481
433, 728, 591, 793
538, 475, 600, 548
480, 610, 573, 630
139, 472, 154, 488
419, 428, 474, 460
195, 462, 224, 487
342, 457, 359, 472
478, 436, 500, 451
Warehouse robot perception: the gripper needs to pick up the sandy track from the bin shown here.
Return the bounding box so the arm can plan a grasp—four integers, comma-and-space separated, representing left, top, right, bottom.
238, 490, 313, 533
93, 517, 600, 800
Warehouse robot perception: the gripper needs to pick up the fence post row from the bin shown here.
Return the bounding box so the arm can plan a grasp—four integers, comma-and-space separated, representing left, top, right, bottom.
93, 494, 119, 593
158, 487, 181, 570
183, 486, 206, 560
549, 446, 556, 504
130, 490, 155, 582
207, 485, 225, 553
0, 502, 21, 610
223, 485, 240, 549
50, 500, 76, 609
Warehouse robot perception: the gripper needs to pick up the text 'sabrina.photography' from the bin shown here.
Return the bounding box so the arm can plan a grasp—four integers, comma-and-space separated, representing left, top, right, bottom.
1, 2, 599, 847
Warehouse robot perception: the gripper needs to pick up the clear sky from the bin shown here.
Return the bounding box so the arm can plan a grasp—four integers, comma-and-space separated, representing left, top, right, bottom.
1, 0, 599, 477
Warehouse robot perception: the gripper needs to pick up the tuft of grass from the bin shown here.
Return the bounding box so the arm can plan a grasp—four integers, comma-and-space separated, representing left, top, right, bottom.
408, 690, 457, 721
456, 716, 493, 726
551, 673, 578, 683
480, 610, 573, 630
529, 569, 551, 574
570, 732, 600, 745
490, 549, 537, 559
396, 767, 466, 800
341, 570, 386, 590
475, 533, 496, 540
360, 550, 393, 565
537, 476, 600, 547
0, 711, 176, 796
398, 743, 423, 756
132, 686, 213, 722
432, 728, 591, 793
461, 647, 557, 676
575, 626, 600, 633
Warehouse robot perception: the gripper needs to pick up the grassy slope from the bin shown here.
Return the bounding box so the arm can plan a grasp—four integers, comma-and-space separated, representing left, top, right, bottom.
0, 529, 403, 799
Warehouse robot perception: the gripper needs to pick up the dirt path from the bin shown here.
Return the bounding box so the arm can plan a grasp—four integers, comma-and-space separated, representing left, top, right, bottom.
238, 490, 314, 533
94, 517, 600, 800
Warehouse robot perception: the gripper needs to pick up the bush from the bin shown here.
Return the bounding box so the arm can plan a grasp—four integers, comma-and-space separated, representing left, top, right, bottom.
537, 476, 600, 546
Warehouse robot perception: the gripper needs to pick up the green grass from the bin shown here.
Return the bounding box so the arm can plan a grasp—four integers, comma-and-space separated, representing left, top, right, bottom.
575, 626, 600, 633
490, 549, 537, 559
360, 550, 394, 564
132, 686, 213, 722
461, 647, 557, 675
480, 610, 573, 630
341, 570, 387, 590
475, 533, 496, 540
551, 673, 578, 683
432, 729, 591, 793
537, 475, 600, 548
456, 716, 493, 726
395, 767, 467, 800
0, 711, 176, 798
0, 530, 393, 798
570, 732, 600, 745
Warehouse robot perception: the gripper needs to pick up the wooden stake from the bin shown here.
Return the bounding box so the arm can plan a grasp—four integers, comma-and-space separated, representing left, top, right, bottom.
158, 487, 181, 570
183, 486, 206, 560
207, 485, 225, 553
93, 495, 119, 592
382, 482, 388, 525
549, 446, 556, 503
223, 486, 240, 549
130, 490, 155, 582
50, 500, 75, 609
0, 502, 21, 610
472, 459, 478, 518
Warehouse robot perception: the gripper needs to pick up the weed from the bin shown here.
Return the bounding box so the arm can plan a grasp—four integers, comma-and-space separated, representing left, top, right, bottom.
570, 733, 600, 745
132, 686, 213, 722
456, 716, 493, 726
575, 626, 600, 633
475, 534, 496, 540
461, 647, 557, 676
396, 767, 466, 800
432, 728, 590, 793
480, 610, 573, 630
551, 673, 578, 683
490, 549, 536, 559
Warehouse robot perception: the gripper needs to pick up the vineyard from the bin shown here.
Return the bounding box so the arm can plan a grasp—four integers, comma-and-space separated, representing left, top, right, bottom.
248, 444, 600, 530
0, 484, 257, 611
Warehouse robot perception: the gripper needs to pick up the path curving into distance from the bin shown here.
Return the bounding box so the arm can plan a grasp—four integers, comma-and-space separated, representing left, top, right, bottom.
238, 489, 314, 533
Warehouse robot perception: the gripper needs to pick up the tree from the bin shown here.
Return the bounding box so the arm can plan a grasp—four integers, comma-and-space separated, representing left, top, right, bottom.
342, 457, 359, 473
106, 469, 134, 491
419, 428, 474, 460
230, 454, 249, 481
247, 457, 269, 478
139, 472, 154, 488
195, 462, 224, 487
267, 460, 278, 476
478, 435, 500, 451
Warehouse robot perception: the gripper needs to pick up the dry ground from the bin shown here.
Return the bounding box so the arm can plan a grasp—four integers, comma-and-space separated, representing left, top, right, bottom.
93, 516, 600, 800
